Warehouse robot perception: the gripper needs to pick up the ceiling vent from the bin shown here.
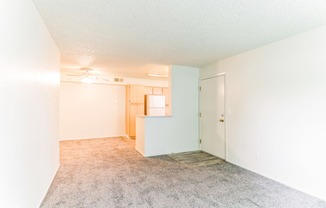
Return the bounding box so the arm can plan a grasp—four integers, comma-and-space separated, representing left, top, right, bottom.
114, 78, 124, 82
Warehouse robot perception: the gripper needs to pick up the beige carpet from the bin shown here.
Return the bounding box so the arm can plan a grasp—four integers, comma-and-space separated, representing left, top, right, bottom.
122, 137, 135, 147
41, 137, 326, 208
169, 151, 224, 168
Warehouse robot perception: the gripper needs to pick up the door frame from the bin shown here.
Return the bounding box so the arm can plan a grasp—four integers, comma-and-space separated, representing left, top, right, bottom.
199, 73, 227, 161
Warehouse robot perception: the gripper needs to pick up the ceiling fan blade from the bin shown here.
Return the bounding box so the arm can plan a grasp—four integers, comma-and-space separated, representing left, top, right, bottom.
93, 76, 109, 81
66, 74, 83, 76
99, 77, 110, 82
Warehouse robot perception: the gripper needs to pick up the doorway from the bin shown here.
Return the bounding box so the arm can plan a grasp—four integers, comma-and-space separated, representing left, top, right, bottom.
200, 75, 226, 159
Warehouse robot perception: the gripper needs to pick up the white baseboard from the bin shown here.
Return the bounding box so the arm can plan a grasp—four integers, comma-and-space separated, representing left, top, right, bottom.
39, 163, 60, 207
135, 147, 146, 157
60, 135, 125, 141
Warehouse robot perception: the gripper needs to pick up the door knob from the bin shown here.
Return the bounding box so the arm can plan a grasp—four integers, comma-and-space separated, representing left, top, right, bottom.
219, 119, 224, 122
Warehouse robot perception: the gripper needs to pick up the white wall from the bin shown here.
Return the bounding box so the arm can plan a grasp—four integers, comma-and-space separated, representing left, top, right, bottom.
123, 77, 168, 87
136, 65, 200, 156
200, 25, 326, 201
0, 0, 60, 207
60, 82, 125, 140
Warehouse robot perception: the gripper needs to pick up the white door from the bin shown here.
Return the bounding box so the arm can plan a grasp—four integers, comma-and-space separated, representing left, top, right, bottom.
200, 75, 226, 159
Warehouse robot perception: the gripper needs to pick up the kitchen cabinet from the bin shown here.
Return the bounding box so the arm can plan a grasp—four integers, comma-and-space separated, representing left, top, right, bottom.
144, 87, 164, 95
128, 104, 145, 137
144, 86, 153, 95
126, 85, 145, 138
126, 85, 170, 138
153, 87, 163, 95
129, 85, 144, 103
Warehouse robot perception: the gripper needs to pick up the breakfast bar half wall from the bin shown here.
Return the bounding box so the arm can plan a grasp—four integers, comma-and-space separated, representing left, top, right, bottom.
135, 65, 200, 157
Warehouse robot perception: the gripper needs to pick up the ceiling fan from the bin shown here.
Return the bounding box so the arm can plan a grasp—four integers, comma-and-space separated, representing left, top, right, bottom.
66, 68, 109, 83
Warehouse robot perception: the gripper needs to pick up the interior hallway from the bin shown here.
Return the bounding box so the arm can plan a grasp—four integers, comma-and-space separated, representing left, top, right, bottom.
41, 138, 325, 208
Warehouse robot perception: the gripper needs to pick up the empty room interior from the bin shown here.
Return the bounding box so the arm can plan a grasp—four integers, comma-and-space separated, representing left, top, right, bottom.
1, 0, 326, 207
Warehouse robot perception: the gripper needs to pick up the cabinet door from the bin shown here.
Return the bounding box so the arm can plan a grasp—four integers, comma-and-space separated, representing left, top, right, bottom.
129, 104, 137, 137
153, 87, 163, 95
129, 85, 144, 104
129, 104, 144, 138
137, 86, 145, 103
137, 104, 144, 115
144, 87, 153, 95
129, 85, 139, 103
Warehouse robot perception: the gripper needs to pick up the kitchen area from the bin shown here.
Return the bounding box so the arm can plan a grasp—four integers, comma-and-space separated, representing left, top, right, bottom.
129, 66, 199, 157
59, 66, 198, 157
125, 84, 175, 157
125, 85, 170, 139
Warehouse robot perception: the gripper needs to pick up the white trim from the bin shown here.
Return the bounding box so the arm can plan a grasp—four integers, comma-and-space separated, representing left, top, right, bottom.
198, 78, 201, 150
201, 72, 226, 80
223, 74, 228, 162
199, 74, 228, 161
135, 147, 146, 157
39, 164, 60, 207
123, 134, 131, 140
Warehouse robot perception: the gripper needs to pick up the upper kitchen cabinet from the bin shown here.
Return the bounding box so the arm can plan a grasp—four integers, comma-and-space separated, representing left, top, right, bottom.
144, 87, 164, 95
153, 87, 163, 95
128, 85, 145, 104
144, 86, 153, 95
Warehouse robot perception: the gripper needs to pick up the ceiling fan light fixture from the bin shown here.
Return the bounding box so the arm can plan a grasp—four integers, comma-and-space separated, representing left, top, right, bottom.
146, 73, 168, 78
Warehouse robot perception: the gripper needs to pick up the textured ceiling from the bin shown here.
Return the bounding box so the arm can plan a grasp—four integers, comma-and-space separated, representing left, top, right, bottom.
33, 0, 326, 78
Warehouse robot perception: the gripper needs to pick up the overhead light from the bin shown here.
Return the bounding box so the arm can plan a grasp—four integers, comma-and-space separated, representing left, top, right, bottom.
80, 76, 95, 84
146, 73, 168, 78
